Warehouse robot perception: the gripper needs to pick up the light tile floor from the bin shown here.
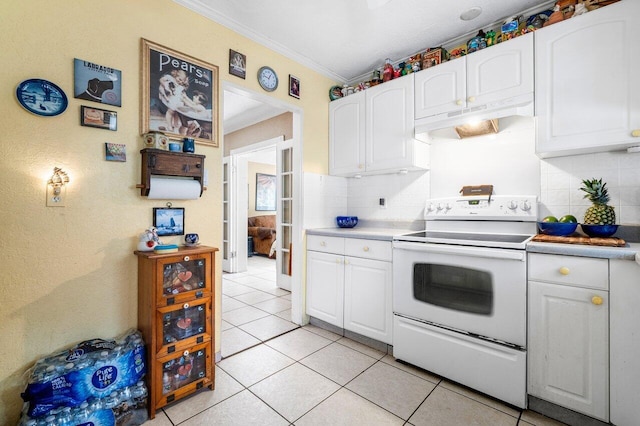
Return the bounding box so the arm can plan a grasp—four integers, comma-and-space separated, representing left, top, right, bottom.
146, 256, 569, 426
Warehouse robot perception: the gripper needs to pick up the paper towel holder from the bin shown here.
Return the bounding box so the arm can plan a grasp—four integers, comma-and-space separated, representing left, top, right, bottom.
137, 148, 206, 197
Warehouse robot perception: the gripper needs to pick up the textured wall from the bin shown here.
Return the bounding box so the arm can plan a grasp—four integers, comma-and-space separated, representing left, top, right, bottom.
0, 1, 334, 422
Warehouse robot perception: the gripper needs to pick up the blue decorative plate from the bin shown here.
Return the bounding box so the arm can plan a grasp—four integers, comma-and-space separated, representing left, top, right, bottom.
16, 79, 68, 117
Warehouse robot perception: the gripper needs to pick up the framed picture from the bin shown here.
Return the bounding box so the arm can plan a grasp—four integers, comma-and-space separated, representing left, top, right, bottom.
229, 49, 246, 79
141, 39, 219, 147
81, 106, 117, 130
74, 58, 122, 107
255, 173, 276, 211
105, 143, 126, 162
153, 207, 185, 236
16, 78, 68, 117
288, 75, 300, 99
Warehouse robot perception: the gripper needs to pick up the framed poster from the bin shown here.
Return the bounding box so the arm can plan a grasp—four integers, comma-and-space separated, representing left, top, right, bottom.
74, 59, 122, 107
105, 143, 126, 162
289, 75, 300, 99
229, 49, 246, 79
255, 173, 276, 211
153, 207, 185, 236
141, 39, 219, 147
81, 106, 117, 130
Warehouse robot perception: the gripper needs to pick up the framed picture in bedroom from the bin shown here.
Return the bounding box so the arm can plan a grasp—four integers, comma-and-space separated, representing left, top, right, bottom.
255, 173, 276, 211
141, 38, 219, 147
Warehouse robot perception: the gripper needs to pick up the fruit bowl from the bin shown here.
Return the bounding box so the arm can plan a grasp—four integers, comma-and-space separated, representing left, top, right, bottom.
580, 224, 619, 238
336, 216, 358, 228
537, 221, 578, 236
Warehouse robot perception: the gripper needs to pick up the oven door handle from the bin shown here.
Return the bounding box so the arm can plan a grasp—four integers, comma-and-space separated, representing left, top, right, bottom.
393, 241, 525, 261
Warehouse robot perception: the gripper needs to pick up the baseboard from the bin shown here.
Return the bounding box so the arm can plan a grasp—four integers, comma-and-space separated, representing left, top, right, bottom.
527, 395, 609, 426
308, 316, 392, 355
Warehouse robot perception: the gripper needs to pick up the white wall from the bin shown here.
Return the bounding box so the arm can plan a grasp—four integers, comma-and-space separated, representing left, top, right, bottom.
540, 151, 640, 224
303, 173, 348, 228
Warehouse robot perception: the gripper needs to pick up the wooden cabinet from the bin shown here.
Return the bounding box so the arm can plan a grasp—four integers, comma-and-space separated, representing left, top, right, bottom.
527, 253, 609, 422
415, 33, 533, 123
135, 246, 217, 418
535, 0, 640, 157
329, 75, 429, 177
306, 235, 393, 344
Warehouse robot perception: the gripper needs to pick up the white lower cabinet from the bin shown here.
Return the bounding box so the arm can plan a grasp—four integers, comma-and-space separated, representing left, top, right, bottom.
527, 253, 609, 422
306, 235, 393, 344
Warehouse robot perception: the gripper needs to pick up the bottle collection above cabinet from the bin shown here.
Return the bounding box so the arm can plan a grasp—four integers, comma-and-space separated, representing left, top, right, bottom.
329, 74, 429, 178
535, 0, 640, 158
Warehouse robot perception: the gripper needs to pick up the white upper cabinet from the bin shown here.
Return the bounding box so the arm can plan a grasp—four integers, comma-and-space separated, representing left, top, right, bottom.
329, 91, 366, 176
329, 75, 429, 177
415, 33, 533, 125
535, 0, 640, 158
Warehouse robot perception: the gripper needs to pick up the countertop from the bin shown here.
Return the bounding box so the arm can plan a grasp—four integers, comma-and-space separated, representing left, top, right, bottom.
526, 241, 640, 261
306, 226, 416, 241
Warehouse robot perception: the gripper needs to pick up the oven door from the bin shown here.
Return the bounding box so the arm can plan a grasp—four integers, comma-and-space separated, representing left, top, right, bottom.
393, 241, 526, 347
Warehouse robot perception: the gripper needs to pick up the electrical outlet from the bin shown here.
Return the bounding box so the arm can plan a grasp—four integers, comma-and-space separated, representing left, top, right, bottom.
379, 197, 386, 209
46, 185, 66, 207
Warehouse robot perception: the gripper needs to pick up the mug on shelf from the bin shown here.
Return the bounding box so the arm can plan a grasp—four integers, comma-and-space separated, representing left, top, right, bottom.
183, 138, 195, 153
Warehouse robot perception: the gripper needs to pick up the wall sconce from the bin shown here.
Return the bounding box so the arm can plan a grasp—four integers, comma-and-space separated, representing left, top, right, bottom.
46, 167, 69, 207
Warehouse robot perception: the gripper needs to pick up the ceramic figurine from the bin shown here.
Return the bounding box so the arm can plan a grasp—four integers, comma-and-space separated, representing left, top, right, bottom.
137, 227, 161, 251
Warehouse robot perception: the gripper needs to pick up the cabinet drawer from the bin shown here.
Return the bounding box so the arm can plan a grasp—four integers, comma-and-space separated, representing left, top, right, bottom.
156, 298, 212, 358
147, 150, 204, 178
528, 253, 608, 290
345, 238, 392, 261
154, 342, 212, 410
307, 235, 344, 255
156, 252, 212, 307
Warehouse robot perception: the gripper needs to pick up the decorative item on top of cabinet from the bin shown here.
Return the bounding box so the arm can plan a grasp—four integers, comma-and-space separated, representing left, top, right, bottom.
535, 0, 640, 157
134, 245, 218, 418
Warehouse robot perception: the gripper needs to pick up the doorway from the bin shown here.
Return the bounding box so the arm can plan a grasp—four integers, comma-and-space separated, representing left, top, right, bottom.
220, 83, 304, 357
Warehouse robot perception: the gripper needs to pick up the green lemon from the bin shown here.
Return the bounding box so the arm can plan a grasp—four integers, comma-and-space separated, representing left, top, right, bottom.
542, 216, 558, 223
559, 215, 577, 223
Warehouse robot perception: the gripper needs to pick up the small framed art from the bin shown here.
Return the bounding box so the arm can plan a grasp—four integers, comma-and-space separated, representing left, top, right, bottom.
229, 49, 246, 79
81, 106, 117, 130
289, 75, 300, 99
105, 143, 126, 162
153, 207, 185, 236
256, 173, 276, 211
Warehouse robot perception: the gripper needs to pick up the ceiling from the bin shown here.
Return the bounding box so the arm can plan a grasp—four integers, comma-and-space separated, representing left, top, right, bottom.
175, 0, 553, 83
223, 90, 287, 134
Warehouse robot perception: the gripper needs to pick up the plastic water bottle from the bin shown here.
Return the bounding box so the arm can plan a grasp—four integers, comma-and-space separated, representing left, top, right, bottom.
103, 391, 120, 410
56, 406, 74, 426
73, 401, 90, 422
131, 380, 148, 408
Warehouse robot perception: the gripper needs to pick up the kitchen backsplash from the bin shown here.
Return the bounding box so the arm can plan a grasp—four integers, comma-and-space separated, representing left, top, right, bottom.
540, 150, 640, 225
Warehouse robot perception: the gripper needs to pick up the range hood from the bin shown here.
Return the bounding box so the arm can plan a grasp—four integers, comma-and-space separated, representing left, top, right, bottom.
415, 92, 534, 139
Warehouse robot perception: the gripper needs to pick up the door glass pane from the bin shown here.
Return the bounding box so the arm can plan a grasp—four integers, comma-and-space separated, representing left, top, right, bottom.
162, 258, 206, 297
281, 148, 292, 172
223, 242, 228, 259
413, 264, 493, 315
281, 250, 291, 276
161, 347, 207, 394
282, 174, 292, 198
280, 225, 291, 249
282, 200, 291, 224
162, 303, 207, 345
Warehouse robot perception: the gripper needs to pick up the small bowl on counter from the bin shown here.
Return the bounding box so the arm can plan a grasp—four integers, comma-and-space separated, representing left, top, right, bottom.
336, 216, 358, 228
580, 224, 619, 238
537, 221, 578, 236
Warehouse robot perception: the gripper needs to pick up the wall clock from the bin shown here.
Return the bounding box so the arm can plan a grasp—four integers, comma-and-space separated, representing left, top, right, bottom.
257, 66, 278, 92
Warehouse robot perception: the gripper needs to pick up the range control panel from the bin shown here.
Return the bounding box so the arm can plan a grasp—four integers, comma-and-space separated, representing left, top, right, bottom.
424, 195, 538, 221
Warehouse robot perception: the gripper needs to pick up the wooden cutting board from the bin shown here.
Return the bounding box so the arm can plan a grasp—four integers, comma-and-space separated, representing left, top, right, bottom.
532, 234, 626, 247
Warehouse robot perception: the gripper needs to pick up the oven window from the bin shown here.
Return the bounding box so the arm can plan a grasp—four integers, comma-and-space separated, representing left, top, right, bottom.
413, 263, 493, 315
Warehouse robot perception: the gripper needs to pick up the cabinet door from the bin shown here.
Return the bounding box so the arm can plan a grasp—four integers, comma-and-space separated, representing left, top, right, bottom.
156, 252, 211, 307
535, 1, 640, 157
466, 32, 533, 106
528, 281, 609, 421
329, 91, 366, 176
344, 257, 392, 344
366, 75, 415, 172
306, 250, 344, 327
414, 58, 465, 119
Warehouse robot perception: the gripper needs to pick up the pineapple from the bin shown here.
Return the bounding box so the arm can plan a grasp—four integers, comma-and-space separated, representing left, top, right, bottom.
580, 178, 616, 225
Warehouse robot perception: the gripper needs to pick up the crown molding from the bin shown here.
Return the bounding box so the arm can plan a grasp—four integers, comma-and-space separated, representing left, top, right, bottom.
174, 0, 345, 83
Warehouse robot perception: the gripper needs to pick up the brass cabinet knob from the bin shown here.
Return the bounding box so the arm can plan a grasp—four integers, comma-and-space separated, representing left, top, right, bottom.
592, 296, 604, 306
468, 96, 476, 103
631, 129, 640, 137
559, 266, 570, 275
456, 99, 463, 106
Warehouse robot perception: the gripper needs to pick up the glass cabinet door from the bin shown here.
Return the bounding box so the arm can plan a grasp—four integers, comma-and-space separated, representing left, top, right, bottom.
154, 342, 212, 409
156, 298, 212, 357
156, 253, 212, 306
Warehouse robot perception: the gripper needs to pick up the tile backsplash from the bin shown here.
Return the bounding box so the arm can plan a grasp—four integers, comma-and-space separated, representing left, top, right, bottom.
540, 151, 640, 225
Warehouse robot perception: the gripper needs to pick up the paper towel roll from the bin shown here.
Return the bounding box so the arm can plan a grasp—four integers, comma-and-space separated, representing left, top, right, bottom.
147, 176, 201, 199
